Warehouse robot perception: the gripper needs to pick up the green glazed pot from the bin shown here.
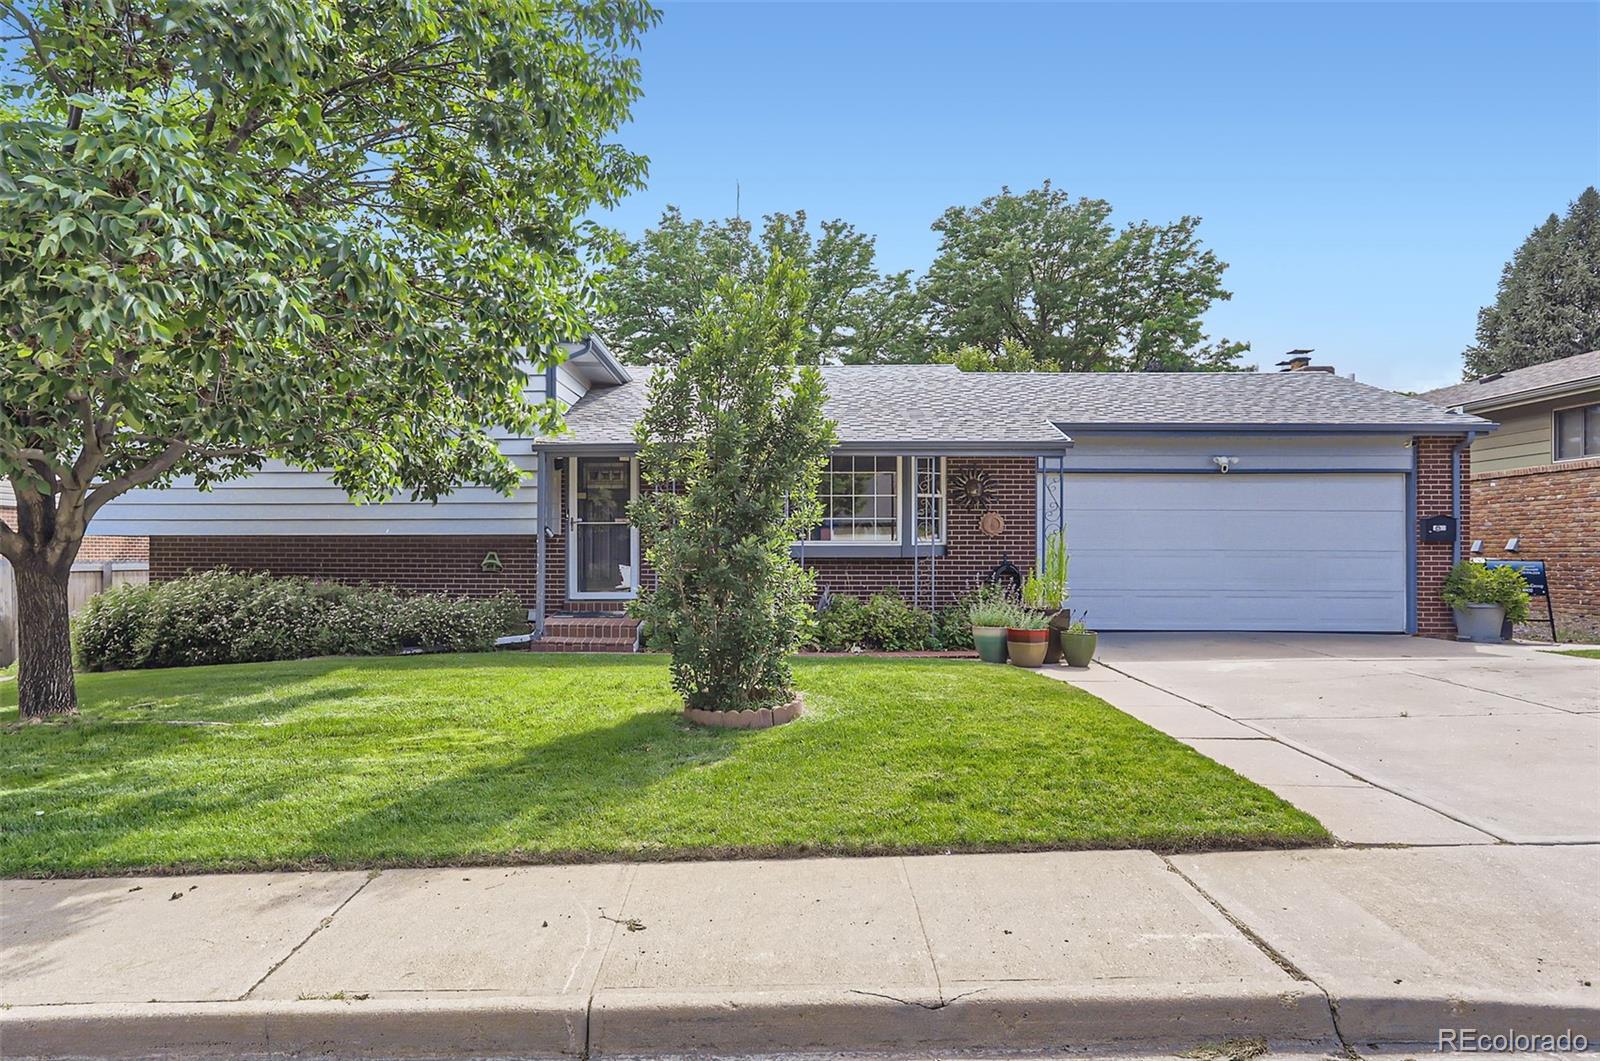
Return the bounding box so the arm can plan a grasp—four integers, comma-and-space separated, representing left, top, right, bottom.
972, 625, 1009, 664
1059, 631, 1098, 668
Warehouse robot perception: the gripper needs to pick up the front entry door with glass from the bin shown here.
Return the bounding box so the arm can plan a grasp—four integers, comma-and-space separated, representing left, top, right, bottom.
568, 456, 637, 600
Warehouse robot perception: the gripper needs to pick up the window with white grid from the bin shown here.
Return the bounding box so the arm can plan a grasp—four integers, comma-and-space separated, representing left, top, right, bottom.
914, 457, 945, 544
809, 455, 899, 542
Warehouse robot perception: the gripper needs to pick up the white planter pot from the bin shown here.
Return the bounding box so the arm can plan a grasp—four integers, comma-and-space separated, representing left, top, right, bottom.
1452, 603, 1507, 643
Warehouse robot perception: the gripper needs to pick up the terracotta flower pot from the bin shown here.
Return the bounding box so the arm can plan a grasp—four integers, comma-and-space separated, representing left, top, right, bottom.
972, 625, 1009, 664
1059, 630, 1098, 668
1005, 627, 1049, 668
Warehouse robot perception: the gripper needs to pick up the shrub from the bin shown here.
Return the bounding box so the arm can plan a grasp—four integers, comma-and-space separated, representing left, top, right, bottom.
74, 569, 526, 671
860, 593, 931, 651
809, 594, 868, 652
1441, 561, 1531, 624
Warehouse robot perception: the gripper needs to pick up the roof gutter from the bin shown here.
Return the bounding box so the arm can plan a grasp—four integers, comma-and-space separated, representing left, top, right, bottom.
1453, 376, 1600, 415
1052, 421, 1496, 435
1452, 430, 1478, 565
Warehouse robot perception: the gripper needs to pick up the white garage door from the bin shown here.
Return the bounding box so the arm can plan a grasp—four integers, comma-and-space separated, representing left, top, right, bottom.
1059, 473, 1408, 632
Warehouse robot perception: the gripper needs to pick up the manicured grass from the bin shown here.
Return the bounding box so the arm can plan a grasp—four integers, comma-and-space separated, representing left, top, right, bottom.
1550, 648, 1600, 660
1, 655, 1328, 876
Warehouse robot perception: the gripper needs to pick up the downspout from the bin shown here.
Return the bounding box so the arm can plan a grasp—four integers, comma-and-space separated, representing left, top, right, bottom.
1451, 431, 1477, 565
534, 449, 550, 639
534, 361, 558, 640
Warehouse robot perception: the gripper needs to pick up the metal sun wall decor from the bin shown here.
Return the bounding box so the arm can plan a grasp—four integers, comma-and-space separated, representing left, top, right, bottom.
951, 469, 996, 513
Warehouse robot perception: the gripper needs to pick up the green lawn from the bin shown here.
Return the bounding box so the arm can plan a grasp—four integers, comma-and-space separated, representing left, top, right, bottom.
1551, 648, 1600, 660
1, 655, 1328, 876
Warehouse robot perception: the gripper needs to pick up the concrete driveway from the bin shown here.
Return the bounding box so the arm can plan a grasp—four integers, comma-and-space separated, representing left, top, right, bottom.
1051, 634, 1599, 845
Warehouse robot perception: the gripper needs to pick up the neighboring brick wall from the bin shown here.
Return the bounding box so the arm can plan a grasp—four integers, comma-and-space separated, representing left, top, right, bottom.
75, 536, 149, 563
1415, 436, 1471, 639
150, 535, 538, 606
1471, 457, 1600, 639
801, 456, 1036, 609
3, 505, 149, 563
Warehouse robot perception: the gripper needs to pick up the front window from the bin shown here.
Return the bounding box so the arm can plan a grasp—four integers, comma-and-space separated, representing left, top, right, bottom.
1555, 404, 1600, 461
914, 457, 945, 544
810, 455, 898, 542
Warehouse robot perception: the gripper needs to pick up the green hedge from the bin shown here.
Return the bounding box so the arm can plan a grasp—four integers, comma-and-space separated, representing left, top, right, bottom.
806, 592, 976, 653
74, 569, 527, 671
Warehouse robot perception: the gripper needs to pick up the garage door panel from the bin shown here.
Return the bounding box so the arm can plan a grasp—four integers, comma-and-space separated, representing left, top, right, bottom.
1060, 473, 1407, 633
1065, 510, 1403, 553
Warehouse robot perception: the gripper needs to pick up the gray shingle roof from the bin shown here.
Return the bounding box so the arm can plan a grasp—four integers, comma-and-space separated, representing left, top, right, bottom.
1418, 351, 1600, 411
546, 364, 1490, 450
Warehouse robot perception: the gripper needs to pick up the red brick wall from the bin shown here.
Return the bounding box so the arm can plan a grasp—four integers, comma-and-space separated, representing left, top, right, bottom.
74, 536, 150, 563
1471, 457, 1600, 639
3, 505, 149, 563
150, 535, 537, 606
800, 457, 1036, 609
1414, 436, 1471, 639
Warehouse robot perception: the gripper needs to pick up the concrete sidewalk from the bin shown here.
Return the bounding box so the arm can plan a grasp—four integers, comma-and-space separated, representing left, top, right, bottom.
5, 846, 1597, 1058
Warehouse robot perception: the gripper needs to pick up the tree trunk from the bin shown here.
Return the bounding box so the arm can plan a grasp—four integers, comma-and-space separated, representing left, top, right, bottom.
14, 555, 78, 719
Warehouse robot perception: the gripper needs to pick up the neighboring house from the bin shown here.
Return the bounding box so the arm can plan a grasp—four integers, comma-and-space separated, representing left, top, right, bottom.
92, 339, 1493, 644
1420, 350, 1600, 638
0, 479, 149, 564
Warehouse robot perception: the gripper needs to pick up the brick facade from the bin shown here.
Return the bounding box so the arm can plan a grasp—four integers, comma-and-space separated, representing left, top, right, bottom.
3, 505, 149, 563
150, 535, 537, 606
1470, 457, 1600, 639
1414, 436, 1472, 639
144, 447, 1464, 636
799, 456, 1036, 609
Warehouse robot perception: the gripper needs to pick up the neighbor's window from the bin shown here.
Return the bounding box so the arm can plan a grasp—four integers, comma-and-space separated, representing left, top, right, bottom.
1554, 403, 1600, 461
914, 457, 945, 544
809, 455, 899, 542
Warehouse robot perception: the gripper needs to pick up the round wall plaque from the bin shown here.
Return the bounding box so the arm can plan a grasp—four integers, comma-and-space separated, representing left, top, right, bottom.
978, 511, 1005, 537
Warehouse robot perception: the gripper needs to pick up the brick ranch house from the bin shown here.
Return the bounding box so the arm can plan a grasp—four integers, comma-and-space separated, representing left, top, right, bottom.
1420, 350, 1600, 639
91, 338, 1494, 646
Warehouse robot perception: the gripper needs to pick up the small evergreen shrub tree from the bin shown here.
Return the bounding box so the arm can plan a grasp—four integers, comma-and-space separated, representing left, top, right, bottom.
630, 256, 837, 713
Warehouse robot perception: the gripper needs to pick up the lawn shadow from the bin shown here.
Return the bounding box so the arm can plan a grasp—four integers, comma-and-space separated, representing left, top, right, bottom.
299, 706, 739, 865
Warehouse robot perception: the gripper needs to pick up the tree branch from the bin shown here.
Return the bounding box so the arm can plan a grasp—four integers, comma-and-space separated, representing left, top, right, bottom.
0, 1, 70, 95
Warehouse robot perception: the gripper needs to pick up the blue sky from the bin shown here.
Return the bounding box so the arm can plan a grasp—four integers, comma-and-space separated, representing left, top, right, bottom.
598, 1, 1600, 391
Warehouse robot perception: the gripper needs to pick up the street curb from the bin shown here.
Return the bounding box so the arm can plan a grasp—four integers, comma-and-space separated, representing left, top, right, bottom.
1332, 989, 1600, 1047
0, 997, 587, 1059
589, 982, 1337, 1055
2, 983, 1337, 1058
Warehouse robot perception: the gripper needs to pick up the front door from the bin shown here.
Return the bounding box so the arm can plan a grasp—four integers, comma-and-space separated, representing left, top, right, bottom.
568, 456, 637, 601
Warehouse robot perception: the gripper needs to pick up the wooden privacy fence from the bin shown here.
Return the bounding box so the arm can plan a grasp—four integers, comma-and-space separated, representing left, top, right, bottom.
0, 559, 148, 666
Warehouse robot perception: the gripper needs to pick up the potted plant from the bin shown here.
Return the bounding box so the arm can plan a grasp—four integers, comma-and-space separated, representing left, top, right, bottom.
968, 585, 1015, 664
1441, 561, 1531, 643
1023, 532, 1071, 661
1058, 611, 1097, 668
1005, 608, 1052, 668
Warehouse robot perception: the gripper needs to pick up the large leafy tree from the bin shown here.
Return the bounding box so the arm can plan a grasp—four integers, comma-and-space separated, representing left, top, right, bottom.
0, 0, 654, 718
597, 206, 917, 365
1463, 186, 1600, 377
918, 181, 1248, 372
630, 255, 835, 715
